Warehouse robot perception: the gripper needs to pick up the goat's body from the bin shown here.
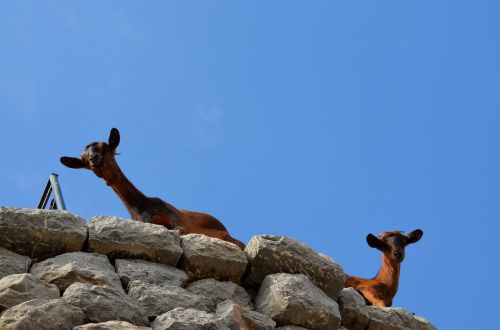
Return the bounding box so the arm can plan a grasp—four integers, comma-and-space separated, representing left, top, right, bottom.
108, 167, 245, 249
344, 254, 400, 307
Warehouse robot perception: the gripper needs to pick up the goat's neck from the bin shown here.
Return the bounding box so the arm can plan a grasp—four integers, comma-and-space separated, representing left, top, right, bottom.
373, 254, 400, 295
105, 164, 147, 212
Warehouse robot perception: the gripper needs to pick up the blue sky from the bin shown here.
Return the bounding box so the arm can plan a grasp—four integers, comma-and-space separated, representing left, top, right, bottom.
1, 1, 499, 328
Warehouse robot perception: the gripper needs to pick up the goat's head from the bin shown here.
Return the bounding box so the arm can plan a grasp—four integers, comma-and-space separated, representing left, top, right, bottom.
60, 128, 121, 181
366, 229, 423, 263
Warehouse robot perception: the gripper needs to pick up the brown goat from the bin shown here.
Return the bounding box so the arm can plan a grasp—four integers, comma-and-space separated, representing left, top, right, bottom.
60, 128, 245, 249
344, 229, 423, 307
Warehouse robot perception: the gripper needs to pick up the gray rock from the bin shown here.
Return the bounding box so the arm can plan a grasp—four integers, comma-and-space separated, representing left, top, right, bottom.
255, 273, 341, 330
337, 288, 370, 330
127, 280, 214, 318
151, 308, 220, 330
63, 282, 149, 326
179, 234, 247, 283
245, 235, 345, 300
0, 273, 59, 311
216, 300, 275, 330
0, 298, 84, 330
276, 326, 309, 330
186, 278, 253, 308
0, 247, 31, 279
73, 320, 152, 329
30, 252, 122, 292
88, 216, 182, 266
115, 259, 188, 288
0, 207, 87, 262
366, 307, 437, 330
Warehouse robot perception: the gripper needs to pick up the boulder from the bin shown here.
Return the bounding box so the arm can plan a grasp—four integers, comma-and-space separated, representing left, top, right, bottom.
365, 307, 437, 330
74, 320, 152, 329
216, 300, 275, 330
245, 235, 345, 300
337, 288, 370, 330
127, 280, 214, 319
276, 327, 310, 330
0, 298, 84, 330
185, 278, 253, 308
30, 252, 122, 292
178, 234, 247, 283
0, 247, 31, 279
0, 273, 59, 311
151, 308, 219, 330
63, 282, 149, 326
87, 216, 182, 266
115, 259, 188, 288
255, 273, 341, 330
0, 207, 87, 262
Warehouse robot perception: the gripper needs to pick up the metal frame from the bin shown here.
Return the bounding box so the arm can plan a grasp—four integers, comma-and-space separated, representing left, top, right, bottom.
37, 173, 66, 210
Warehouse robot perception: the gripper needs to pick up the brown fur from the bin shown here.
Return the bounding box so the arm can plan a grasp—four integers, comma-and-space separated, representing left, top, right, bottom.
61, 128, 245, 249
344, 229, 423, 307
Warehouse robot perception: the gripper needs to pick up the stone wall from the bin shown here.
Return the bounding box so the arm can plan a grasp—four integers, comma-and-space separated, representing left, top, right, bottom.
0, 207, 436, 330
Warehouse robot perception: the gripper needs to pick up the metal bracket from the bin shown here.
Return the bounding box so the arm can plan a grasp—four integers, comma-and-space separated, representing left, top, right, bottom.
37, 173, 66, 210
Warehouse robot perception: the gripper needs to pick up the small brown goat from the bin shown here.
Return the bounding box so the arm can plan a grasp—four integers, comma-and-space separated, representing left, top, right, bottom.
60, 128, 245, 249
344, 229, 423, 307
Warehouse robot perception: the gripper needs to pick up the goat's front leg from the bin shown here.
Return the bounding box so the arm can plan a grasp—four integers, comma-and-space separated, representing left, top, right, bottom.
357, 287, 388, 308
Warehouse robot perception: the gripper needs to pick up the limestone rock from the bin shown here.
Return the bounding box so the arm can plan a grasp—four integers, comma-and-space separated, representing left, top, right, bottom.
74, 320, 152, 329
179, 234, 247, 283
0, 207, 87, 262
115, 259, 188, 288
0, 247, 31, 279
63, 282, 149, 326
0, 273, 59, 311
337, 288, 370, 330
186, 278, 253, 308
0, 298, 84, 330
216, 300, 275, 330
276, 326, 310, 330
151, 308, 220, 330
88, 216, 182, 266
30, 252, 122, 292
255, 273, 341, 330
127, 280, 214, 318
366, 307, 437, 330
245, 235, 345, 300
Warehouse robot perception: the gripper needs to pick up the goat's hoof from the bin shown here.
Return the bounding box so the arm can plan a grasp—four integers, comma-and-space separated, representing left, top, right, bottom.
174, 226, 187, 236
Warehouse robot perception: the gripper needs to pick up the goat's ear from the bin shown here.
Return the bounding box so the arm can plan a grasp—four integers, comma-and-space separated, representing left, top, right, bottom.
108, 128, 120, 151
366, 234, 386, 251
406, 229, 423, 245
60, 157, 86, 169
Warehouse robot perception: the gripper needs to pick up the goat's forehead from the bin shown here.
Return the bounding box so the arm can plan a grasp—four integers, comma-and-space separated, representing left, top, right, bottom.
379, 230, 404, 239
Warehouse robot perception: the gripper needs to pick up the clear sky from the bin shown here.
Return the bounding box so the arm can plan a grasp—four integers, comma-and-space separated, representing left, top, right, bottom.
1, 1, 498, 329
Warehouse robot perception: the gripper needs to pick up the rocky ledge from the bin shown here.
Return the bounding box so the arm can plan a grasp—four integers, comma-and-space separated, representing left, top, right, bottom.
0, 207, 436, 330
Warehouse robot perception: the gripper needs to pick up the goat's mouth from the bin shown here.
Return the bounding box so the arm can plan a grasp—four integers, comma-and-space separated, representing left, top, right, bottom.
89, 160, 103, 169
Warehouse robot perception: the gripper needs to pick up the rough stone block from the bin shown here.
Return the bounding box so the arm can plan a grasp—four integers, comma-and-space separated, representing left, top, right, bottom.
0, 273, 59, 311
30, 252, 122, 292
366, 307, 437, 330
115, 259, 188, 288
74, 320, 152, 329
337, 288, 370, 330
216, 300, 276, 330
88, 216, 182, 266
151, 308, 220, 330
0, 247, 31, 280
245, 235, 345, 300
179, 234, 247, 283
0, 298, 84, 330
63, 282, 149, 326
185, 278, 252, 308
0, 207, 87, 262
127, 280, 214, 319
255, 273, 341, 330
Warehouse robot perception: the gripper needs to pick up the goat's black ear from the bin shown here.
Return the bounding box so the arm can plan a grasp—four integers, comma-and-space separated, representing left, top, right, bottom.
406, 229, 423, 244
60, 157, 86, 169
366, 233, 386, 251
109, 128, 120, 151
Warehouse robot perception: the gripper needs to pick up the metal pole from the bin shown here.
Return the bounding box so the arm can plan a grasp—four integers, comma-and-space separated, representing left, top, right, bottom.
49, 173, 66, 210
